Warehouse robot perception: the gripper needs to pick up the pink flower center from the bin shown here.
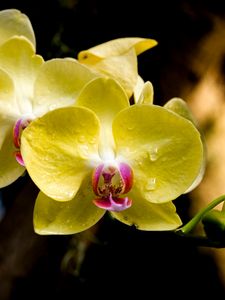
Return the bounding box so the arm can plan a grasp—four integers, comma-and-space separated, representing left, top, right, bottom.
13, 118, 32, 166
92, 162, 133, 212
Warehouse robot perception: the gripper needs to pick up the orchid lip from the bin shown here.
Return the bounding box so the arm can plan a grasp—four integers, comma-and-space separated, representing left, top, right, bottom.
14, 151, 25, 167
93, 194, 132, 212
13, 118, 32, 149
92, 162, 133, 211
13, 118, 32, 166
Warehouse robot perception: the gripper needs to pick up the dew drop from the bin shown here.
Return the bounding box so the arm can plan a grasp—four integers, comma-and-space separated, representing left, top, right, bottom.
78, 135, 86, 143
89, 137, 97, 144
148, 148, 158, 162
81, 144, 89, 155
145, 178, 156, 191
127, 124, 135, 131
138, 160, 143, 166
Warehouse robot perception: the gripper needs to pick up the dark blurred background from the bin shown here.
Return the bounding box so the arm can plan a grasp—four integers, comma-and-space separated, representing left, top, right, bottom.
0, 0, 225, 299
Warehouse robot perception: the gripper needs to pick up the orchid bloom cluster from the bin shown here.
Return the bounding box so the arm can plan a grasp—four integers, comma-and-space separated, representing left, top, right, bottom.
0, 9, 205, 235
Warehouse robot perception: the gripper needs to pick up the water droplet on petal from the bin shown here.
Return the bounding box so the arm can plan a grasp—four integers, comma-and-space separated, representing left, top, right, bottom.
145, 178, 156, 191
78, 135, 86, 143
138, 161, 143, 167
89, 137, 97, 144
148, 148, 158, 162
127, 124, 135, 131
79, 144, 89, 156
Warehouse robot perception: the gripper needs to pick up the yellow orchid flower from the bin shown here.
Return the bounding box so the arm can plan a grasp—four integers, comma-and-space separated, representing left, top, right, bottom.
21, 77, 204, 234
0, 9, 98, 187
78, 37, 157, 98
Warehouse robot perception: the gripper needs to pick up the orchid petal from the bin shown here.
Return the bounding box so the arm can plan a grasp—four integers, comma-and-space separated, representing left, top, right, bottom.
135, 81, 154, 105
78, 37, 157, 62
80, 48, 138, 98
0, 9, 35, 47
21, 106, 100, 201
164, 97, 197, 125
76, 77, 129, 160
0, 37, 43, 115
164, 97, 206, 193
0, 67, 19, 118
111, 188, 182, 230
133, 75, 144, 103
34, 176, 105, 234
113, 105, 204, 203
0, 118, 25, 187
78, 37, 157, 98
93, 195, 132, 212
32, 58, 99, 116
77, 77, 129, 122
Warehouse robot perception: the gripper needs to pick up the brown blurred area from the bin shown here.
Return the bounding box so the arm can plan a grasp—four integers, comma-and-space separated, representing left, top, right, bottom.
0, 0, 225, 299
157, 5, 225, 286
185, 16, 225, 286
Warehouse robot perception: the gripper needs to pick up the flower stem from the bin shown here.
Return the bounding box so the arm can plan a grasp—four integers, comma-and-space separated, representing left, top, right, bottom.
176, 195, 225, 235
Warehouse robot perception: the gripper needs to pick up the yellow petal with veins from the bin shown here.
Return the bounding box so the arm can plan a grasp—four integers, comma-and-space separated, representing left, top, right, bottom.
34, 175, 105, 235
80, 48, 138, 98
78, 37, 157, 98
164, 97, 206, 193
113, 105, 204, 203
0, 118, 25, 188
77, 77, 129, 160
111, 188, 182, 230
0, 67, 19, 118
21, 106, 100, 201
164, 97, 197, 125
0, 36, 43, 115
0, 9, 35, 47
32, 58, 99, 116
78, 37, 157, 62
135, 81, 154, 105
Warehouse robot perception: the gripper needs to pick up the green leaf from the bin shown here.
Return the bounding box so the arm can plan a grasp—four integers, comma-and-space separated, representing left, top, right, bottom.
202, 210, 225, 241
